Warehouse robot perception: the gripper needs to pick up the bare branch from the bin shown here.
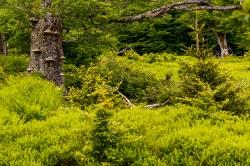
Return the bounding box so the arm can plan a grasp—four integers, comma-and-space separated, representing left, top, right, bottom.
174, 5, 241, 11
114, 0, 241, 23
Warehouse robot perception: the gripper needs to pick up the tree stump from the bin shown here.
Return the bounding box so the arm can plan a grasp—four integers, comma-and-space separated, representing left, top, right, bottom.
28, 0, 64, 85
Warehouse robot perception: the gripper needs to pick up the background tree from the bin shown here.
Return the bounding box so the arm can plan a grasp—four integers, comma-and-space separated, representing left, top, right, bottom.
0, 1, 30, 54
27, 0, 64, 85
0, 0, 246, 85
0, 33, 7, 55
115, 13, 192, 54
1, 0, 117, 84
112, 0, 243, 56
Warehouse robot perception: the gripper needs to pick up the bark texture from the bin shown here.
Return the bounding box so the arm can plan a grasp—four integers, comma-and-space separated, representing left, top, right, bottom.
0, 33, 7, 55
28, 0, 64, 85
216, 32, 230, 58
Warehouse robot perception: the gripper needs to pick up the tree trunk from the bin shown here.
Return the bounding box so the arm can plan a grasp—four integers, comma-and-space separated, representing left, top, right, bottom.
28, 0, 64, 86
0, 33, 7, 55
195, 11, 200, 57
216, 32, 230, 58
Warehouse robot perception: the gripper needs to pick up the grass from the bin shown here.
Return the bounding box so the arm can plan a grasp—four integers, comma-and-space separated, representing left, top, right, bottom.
136, 61, 180, 80
220, 56, 250, 81
136, 56, 250, 81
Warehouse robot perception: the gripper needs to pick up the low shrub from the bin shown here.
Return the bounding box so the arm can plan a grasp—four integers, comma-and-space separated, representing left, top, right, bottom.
214, 82, 250, 114
142, 52, 177, 63
109, 106, 250, 165
64, 63, 82, 88
97, 53, 176, 104
66, 65, 124, 109
179, 61, 228, 91
145, 76, 179, 104
0, 99, 249, 165
0, 109, 95, 166
0, 75, 63, 122
179, 60, 249, 114
91, 107, 118, 163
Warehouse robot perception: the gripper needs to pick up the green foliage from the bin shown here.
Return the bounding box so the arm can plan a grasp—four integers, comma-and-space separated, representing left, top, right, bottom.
142, 52, 177, 63
179, 61, 228, 92
214, 81, 250, 114
97, 52, 175, 104
0, 55, 29, 74
1, 104, 250, 165
0, 75, 63, 122
97, 53, 154, 102
179, 60, 249, 114
91, 108, 118, 163
243, 0, 250, 13
55, 0, 118, 66
0, 4, 30, 54
66, 52, 179, 106
64, 63, 82, 88
64, 32, 118, 66
116, 15, 192, 55
0, 108, 95, 165
109, 106, 250, 165
0, 66, 6, 85
0, 0, 250, 164
66, 65, 124, 109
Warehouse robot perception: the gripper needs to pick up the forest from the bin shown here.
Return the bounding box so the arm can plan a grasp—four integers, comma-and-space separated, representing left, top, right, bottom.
0, 0, 250, 165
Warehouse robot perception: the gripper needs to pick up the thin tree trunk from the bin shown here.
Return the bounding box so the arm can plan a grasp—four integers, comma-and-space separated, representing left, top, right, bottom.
28, 0, 64, 85
216, 32, 230, 58
0, 33, 7, 55
195, 11, 200, 57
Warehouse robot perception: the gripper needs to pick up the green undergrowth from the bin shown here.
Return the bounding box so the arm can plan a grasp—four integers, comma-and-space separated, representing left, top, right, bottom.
103, 53, 250, 83
0, 54, 250, 165
108, 106, 250, 165
0, 108, 95, 166
1, 104, 250, 165
0, 55, 29, 74
0, 75, 63, 122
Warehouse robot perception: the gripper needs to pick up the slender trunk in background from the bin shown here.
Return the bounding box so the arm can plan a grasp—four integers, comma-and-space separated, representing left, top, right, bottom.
216, 32, 230, 58
195, 11, 200, 57
0, 33, 7, 55
28, 0, 64, 85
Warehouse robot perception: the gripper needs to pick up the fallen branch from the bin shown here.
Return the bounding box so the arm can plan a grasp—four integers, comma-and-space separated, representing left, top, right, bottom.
145, 100, 171, 109
118, 91, 134, 108
145, 103, 161, 109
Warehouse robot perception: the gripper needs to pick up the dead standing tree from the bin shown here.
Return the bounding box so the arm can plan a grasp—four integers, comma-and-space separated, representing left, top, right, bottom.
28, 0, 64, 85
216, 32, 230, 58
114, 0, 241, 58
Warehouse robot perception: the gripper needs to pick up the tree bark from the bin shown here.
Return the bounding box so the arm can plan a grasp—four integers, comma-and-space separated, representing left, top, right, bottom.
216, 32, 229, 58
0, 33, 7, 55
28, 0, 64, 85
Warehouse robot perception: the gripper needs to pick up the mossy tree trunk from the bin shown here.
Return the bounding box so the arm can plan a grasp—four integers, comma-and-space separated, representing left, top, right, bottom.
28, 0, 64, 86
0, 33, 7, 55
